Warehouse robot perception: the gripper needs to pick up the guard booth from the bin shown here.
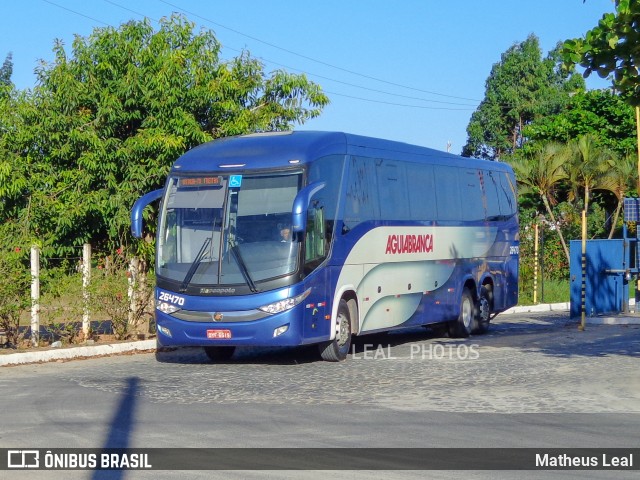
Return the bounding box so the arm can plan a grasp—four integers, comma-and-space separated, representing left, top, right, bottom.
569, 198, 640, 318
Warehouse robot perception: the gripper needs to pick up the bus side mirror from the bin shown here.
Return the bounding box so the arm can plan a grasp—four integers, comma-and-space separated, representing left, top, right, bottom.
291, 182, 325, 234
131, 189, 164, 238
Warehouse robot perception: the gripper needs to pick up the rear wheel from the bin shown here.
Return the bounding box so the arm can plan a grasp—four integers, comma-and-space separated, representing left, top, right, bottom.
204, 346, 236, 362
473, 286, 491, 334
448, 288, 475, 338
319, 299, 352, 361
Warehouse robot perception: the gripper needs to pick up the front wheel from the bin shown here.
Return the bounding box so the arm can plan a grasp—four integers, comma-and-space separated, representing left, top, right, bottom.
318, 299, 352, 361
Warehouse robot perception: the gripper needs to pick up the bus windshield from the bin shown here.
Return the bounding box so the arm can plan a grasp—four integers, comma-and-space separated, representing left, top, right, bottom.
157, 172, 302, 290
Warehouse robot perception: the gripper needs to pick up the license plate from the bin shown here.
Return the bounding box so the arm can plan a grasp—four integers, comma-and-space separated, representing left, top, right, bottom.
207, 329, 232, 339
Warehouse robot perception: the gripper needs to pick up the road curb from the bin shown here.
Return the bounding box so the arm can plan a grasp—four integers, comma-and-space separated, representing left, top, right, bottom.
585, 316, 640, 325
502, 302, 570, 314
0, 339, 156, 367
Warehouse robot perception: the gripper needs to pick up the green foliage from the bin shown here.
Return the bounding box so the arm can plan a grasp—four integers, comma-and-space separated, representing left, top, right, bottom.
89, 254, 153, 340
562, 0, 640, 104
508, 142, 572, 261
0, 52, 12, 97
0, 223, 31, 347
523, 89, 636, 155
463, 35, 584, 159
0, 14, 329, 259
39, 261, 84, 344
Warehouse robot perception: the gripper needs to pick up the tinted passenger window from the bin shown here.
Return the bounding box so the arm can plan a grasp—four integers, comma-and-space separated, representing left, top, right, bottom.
483, 170, 502, 220
407, 163, 436, 221
460, 168, 485, 221
377, 160, 410, 221
498, 172, 517, 217
433, 165, 461, 221
343, 156, 378, 232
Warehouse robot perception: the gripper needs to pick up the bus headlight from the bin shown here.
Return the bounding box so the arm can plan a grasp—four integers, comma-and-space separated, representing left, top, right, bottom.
259, 289, 311, 315
157, 300, 180, 315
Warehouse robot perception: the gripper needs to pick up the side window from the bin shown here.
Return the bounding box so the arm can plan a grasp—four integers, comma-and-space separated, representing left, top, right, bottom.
407, 163, 436, 221
343, 156, 378, 232
306, 155, 345, 271
459, 168, 485, 222
376, 160, 410, 221
305, 199, 326, 266
307, 154, 344, 243
433, 165, 461, 221
483, 170, 502, 220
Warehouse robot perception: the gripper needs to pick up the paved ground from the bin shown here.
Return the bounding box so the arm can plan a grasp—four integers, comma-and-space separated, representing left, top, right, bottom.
3, 310, 640, 416
65, 311, 634, 415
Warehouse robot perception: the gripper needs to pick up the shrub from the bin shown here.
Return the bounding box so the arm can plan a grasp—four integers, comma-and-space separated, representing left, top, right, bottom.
0, 246, 30, 347
90, 253, 153, 340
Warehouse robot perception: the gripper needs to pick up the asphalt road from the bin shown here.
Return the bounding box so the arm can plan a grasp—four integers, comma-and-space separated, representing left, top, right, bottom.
1, 311, 639, 479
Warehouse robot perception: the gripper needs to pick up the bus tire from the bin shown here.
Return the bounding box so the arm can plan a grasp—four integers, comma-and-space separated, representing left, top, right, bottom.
473, 286, 491, 334
204, 346, 236, 362
319, 299, 352, 361
448, 288, 475, 338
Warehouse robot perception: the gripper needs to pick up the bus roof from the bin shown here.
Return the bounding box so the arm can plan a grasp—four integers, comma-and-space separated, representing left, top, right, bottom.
171, 131, 513, 173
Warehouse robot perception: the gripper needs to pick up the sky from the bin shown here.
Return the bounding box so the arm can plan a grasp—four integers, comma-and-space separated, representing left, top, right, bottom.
0, 0, 616, 154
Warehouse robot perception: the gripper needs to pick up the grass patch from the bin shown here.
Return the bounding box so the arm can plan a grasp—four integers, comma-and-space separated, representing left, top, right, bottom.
519, 278, 569, 305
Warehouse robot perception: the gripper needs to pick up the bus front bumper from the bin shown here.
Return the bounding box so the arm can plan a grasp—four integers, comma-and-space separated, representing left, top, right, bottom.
155, 307, 317, 348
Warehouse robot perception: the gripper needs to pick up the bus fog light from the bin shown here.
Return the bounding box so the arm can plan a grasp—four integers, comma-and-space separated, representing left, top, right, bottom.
273, 325, 289, 337
158, 325, 173, 338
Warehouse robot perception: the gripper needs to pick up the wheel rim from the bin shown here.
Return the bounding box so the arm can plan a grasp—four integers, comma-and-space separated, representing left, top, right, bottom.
478, 296, 490, 324
337, 312, 350, 347
461, 296, 473, 329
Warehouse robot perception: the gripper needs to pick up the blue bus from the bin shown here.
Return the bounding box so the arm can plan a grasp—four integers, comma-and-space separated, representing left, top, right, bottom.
131, 131, 519, 361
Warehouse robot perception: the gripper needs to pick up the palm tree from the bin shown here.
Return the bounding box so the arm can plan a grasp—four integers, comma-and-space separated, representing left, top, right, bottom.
509, 142, 572, 263
566, 134, 611, 214
598, 152, 635, 238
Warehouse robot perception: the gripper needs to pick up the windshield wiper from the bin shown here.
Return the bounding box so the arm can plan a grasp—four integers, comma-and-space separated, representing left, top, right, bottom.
180, 237, 212, 292
229, 239, 259, 293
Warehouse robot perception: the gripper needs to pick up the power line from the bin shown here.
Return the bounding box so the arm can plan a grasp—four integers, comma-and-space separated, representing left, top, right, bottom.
262, 58, 479, 107
41, 0, 482, 111
41, 0, 110, 26
324, 91, 476, 111
99, 0, 481, 108
157, 0, 482, 102
102, 0, 160, 23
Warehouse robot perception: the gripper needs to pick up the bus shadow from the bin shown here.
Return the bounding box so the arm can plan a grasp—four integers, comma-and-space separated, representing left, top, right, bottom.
154, 345, 322, 365
153, 317, 640, 363
153, 327, 445, 365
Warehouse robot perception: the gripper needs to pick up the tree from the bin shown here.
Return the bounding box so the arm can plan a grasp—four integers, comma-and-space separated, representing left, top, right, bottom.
566, 134, 612, 214
508, 142, 571, 262
0, 15, 329, 256
463, 35, 584, 159
562, 0, 640, 104
599, 152, 635, 238
0, 53, 12, 101
0, 52, 12, 87
523, 89, 636, 155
